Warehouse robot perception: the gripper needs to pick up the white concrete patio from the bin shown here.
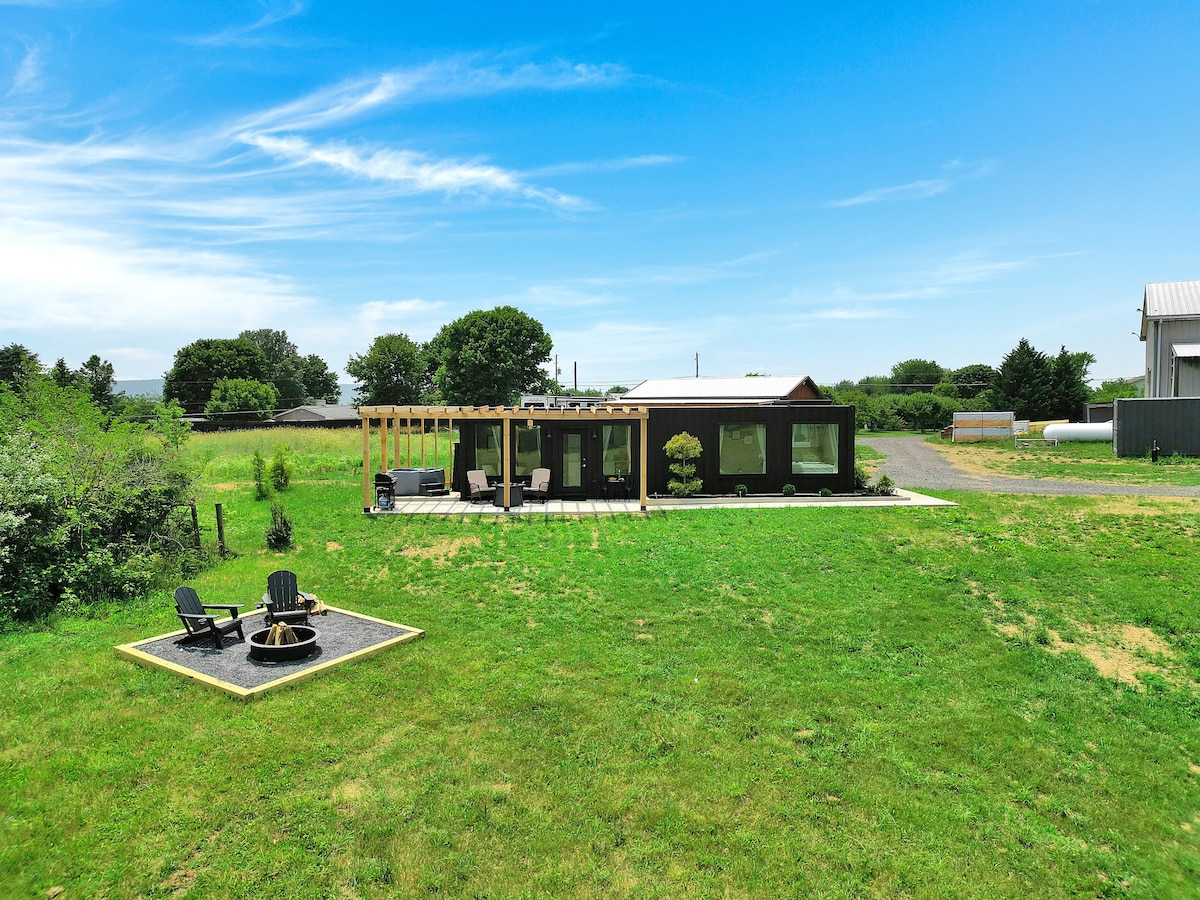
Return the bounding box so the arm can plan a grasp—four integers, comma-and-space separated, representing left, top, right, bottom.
370, 488, 955, 516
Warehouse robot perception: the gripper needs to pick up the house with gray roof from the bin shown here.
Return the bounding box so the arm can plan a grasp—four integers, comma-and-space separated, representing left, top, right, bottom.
1140, 281, 1200, 397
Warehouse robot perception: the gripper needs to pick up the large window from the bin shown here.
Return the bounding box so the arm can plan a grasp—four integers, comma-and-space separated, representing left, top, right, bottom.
719, 423, 766, 475
514, 425, 542, 476
475, 425, 502, 476
791, 423, 839, 474
602, 425, 632, 475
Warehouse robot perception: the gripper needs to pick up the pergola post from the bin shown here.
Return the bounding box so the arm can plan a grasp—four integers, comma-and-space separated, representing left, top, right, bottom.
501, 408, 512, 508
639, 417, 648, 511
361, 414, 372, 512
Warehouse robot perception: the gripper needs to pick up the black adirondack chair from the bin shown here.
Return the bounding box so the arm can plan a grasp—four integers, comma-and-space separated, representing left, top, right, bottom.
174, 586, 245, 648
262, 569, 314, 626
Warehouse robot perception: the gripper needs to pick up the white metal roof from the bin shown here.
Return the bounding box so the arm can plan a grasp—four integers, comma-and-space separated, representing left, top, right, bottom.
620, 376, 815, 402
1144, 282, 1200, 319
1171, 343, 1200, 359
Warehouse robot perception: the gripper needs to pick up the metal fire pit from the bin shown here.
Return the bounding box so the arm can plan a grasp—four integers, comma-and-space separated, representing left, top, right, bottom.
248, 625, 319, 662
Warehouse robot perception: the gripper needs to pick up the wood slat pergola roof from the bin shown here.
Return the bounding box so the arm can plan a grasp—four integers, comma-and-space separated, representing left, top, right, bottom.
358, 404, 651, 510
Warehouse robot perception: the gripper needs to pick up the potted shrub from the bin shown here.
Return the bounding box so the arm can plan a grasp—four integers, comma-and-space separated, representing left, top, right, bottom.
782, 483, 796, 497
734, 483, 748, 497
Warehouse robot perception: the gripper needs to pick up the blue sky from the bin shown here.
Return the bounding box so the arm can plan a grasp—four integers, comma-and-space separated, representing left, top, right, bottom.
1, 1, 1197, 390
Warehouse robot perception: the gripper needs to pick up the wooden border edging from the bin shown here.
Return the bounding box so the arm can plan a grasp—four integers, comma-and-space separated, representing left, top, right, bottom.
115, 606, 425, 701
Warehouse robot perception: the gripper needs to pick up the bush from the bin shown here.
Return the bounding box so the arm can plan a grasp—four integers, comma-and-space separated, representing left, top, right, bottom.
252, 451, 271, 500
734, 483, 747, 496
0, 379, 195, 622
873, 474, 896, 496
854, 462, 871, 491
819, 487, 832, 497
267, 444, 293, 492
782, 483, 796, 497
664, 431, 703, 497
265, 504, 293, 551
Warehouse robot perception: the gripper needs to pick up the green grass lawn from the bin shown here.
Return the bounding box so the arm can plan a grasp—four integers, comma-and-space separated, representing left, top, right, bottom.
3, 430, 1200, 897
931, 437, 1200, 487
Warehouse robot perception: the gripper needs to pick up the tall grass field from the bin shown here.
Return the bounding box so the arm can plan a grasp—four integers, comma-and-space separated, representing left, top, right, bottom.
1, 428, 1198, 897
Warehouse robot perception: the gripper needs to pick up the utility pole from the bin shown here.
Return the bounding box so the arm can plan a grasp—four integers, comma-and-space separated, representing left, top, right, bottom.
695, 352, 699, 377
574, 361, 578, 393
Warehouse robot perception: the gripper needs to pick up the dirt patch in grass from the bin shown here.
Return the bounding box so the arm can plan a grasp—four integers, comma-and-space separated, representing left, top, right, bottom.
326, 541, 343, 551
987, 601, 1181, 688
399, 535, 482, 563
209, 482, 241, 492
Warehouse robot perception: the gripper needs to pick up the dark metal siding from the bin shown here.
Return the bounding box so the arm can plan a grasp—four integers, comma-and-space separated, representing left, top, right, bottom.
645, 404, 856, 495
1113, 398, 1200, 457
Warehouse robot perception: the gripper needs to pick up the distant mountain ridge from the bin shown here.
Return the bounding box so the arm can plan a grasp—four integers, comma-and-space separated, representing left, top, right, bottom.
115, 380, 357, 406
115, 378, 164, 398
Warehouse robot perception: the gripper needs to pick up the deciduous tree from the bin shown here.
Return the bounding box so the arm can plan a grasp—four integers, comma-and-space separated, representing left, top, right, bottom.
204, 378, 279, 420
346, 333, 428, 406
430, 306, 553, 406
163, 338, 267, 413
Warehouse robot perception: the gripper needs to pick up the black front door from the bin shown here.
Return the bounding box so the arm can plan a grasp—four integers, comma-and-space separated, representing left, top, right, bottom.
556, 429, 590, 498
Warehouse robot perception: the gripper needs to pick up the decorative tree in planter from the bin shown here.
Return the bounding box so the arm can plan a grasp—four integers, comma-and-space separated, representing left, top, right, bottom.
664, 431, 703, 497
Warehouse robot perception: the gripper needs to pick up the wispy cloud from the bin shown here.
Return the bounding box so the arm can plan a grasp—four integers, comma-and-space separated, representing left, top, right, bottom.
828, 159, 996, 208
524, 154, 682, 177
242, 133, 587, 209
234, 59, 629, 135
7, 40, 43, 96
186, 0, 306, 48
792, 308, 904, 321
0, 218, 309, 332
788, 247, 1086, 317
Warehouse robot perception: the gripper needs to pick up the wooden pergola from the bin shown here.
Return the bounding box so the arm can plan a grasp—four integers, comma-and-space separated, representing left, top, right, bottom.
358, 405, 651, 510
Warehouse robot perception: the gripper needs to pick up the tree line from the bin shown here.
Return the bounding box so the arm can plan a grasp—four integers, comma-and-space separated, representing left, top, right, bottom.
827, 338, 1141, 431
158, 306, 564, 416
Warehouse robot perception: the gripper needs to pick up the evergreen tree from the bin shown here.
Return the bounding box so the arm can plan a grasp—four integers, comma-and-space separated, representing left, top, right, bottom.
1048, 346, 1094, 420
991, 338, 1053, 419
78, 355, 116, 410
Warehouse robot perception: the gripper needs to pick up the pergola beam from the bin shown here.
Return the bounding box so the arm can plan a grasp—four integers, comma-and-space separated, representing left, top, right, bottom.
359, 404, 651, 512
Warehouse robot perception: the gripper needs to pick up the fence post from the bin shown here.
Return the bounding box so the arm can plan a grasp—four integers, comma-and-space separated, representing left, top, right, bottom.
189, 501, 201, 551
215, 502, 227, 558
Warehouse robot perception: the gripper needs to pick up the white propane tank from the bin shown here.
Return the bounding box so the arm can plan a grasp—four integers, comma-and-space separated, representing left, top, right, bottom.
1042, 422, 1113, 442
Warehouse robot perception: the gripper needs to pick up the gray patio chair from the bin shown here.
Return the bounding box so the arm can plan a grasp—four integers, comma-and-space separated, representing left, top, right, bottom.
527, 467, 551, 502
466, 469, 497, 503
174, 586, 245, 649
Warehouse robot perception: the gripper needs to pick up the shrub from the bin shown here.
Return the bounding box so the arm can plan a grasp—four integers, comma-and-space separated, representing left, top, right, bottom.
782, 483, 796, 497
874, 474, 896, 496
252, 451, 271, 500
854, 462, 871, 491
267, 444, 293, 492
664, 431, 703, 497
734, 483, 748, 496
819, 487, 832, 497
265, 504, 293, 551
0, 379, 195, 622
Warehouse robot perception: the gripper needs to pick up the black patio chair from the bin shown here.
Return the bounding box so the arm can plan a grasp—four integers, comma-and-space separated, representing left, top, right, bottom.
261, 569, 314, 626
174, 586, 245, 649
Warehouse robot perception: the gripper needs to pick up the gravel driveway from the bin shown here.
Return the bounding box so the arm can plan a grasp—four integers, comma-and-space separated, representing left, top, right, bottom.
858, 435, 1200, 498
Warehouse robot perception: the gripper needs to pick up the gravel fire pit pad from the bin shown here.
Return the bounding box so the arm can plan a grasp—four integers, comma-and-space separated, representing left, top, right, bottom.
119, 607, 423, 699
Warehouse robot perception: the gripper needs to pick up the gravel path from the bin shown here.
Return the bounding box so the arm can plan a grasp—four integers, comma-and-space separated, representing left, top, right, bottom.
858, 435, 1200, 498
